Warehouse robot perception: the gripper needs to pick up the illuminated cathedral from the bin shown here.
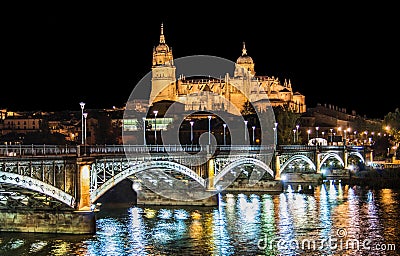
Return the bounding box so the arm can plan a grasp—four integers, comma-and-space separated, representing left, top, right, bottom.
149, 24, 306, 115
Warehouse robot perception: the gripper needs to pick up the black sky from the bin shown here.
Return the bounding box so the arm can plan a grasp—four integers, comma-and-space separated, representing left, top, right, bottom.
3, 5, 398, 119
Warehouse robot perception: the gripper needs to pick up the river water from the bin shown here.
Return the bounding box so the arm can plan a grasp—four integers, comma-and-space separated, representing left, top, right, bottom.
1, 182, 399, 256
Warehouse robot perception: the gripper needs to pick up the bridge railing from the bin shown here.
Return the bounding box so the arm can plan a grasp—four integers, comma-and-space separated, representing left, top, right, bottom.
0, 144, 276, 157
89, 144, 203, 154
89, 144, 276, 154
0, 144, 77, 157
277, 145, 365, 151
0, 144, 362, 157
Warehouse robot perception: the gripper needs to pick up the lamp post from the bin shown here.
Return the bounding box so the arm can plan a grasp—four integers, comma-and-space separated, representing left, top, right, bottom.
307, 129, 311, 143
274, 122, 278, 147
223, 123, 227, 146
293, 129, 296, 144
330, 128, 333, 144
83, 113, 88, 145
142, 117, 146, 145
252, 126, 256, 144
190, 121, 194, 145
316, 126, 319, 138
208, 115, 211, 144
153, 110, 158, 145
244, 120, 248, 143
79, 102, 85, 144
83, 112, 88, 155
296, 124, 299, 143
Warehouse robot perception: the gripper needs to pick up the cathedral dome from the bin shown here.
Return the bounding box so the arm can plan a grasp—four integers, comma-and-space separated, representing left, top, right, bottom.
237, 54, 253, 64
156, 43, 169, 53
236, 42, 253, 64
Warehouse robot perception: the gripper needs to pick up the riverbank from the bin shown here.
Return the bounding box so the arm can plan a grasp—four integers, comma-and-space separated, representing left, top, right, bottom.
336, 167, 400, 189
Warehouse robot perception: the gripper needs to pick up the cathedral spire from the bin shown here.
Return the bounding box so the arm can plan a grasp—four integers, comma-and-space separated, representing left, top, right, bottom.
242, 42, 247, 56
160, 23, 166, 44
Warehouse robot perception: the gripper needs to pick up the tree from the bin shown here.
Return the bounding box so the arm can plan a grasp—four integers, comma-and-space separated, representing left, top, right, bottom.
384, 108, 400, 157
241, 100, 256, 116
273, 104, 301, 145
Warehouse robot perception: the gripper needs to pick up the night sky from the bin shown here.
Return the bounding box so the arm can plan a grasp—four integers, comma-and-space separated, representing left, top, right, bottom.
3, 6, 398, 119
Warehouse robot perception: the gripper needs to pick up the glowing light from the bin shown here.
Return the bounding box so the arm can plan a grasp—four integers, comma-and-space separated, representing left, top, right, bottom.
130, 207, 142, 228
81, 165, 90, 180
132, 182, 141, 191
144, 208, 156, 218
367, 190, 374, 202
158, 209, 172, 219
174, 209, 189, 220
191, 210, 202, 220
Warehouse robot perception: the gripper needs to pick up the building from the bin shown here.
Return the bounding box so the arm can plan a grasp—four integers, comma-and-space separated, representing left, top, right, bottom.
299, 103, 383, 145
149, 24, 306, 115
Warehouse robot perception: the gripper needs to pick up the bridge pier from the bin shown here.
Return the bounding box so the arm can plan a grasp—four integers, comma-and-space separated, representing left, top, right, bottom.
135, 186, 218, 206
316, 152, 321, 174
275, 155, 281, 180
76, 158, 93, 211
0, 209, 96, 234
208, 156, 215, 190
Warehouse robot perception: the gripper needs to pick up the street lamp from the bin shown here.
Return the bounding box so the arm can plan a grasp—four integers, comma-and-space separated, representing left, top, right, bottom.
296, 124, 299, 143
252, 126, 256, 144
315, 126, 319, 138
153, 110, 158, 144
208, 115, 212, 144
83, 112, 88, 145
223, 123, 227, 146
273, 122, 278, 147
330, 128, 333, 144
79, 102, 85, 144
83, 112, 88, 156
142, 117, 146, 145
244, 120, 248, 143
307, 129, 311, 143
293, 129, 296, 144
190, 121, 194, 145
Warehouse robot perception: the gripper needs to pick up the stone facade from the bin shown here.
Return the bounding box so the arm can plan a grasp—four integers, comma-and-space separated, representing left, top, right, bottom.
0, 210, 96, 234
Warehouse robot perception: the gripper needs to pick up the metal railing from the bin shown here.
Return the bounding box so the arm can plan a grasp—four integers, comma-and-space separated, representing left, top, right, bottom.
277, 145, 365, 151
0, 144, 277, 157
0, 144, 77, 157
0, 144, 363, 157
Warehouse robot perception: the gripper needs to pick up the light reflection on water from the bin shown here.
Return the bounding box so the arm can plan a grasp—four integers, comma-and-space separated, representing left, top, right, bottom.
0, 184, 399, 256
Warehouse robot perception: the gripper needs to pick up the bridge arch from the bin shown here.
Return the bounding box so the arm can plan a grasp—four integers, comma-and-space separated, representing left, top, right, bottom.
320, 152, 345, 168
91, 160, 205, 203
280, 155, 316, 174
213, 158, 274, 186
0, 171, 75, 208
347, 151, 365, 163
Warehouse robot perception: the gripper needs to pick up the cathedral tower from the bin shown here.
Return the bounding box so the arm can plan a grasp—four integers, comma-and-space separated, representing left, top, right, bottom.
150, 23, 177, 104
234, 42, 255, 77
